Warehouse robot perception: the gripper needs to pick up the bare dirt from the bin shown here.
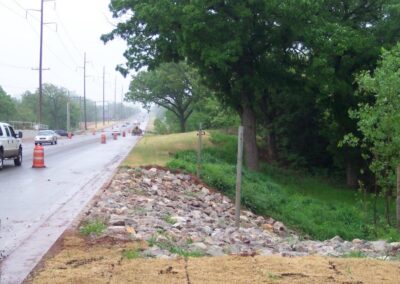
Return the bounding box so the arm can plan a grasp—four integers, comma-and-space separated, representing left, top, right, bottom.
26, 232, 400, 284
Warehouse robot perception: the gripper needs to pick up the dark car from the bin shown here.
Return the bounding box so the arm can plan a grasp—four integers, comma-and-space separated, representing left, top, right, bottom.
55, 130, 73, 137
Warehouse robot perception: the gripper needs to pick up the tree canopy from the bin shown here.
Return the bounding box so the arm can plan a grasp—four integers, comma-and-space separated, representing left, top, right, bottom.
102, 0, 400, 176
0, 87, 16, 121
127, 62, 204, 132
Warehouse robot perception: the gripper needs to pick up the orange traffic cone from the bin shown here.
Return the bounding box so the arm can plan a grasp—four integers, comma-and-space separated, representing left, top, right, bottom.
101, 133, 106, 144
32, 144, 45, 168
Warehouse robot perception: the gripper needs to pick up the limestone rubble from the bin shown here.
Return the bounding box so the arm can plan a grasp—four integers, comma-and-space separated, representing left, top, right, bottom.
82, 167, 400, 260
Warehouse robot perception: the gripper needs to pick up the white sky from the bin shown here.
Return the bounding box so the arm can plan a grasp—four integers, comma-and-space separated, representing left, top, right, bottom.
0, 0, 132, 104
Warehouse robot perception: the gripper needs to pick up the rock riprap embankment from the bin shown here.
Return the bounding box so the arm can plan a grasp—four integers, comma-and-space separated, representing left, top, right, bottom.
82, 168, 400, 260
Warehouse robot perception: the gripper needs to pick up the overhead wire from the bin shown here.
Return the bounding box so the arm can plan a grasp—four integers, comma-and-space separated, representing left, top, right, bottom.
0, 61, 33, 70
0, 0, 26, 19
54, 9, 83, 60
10, 0, 81, 71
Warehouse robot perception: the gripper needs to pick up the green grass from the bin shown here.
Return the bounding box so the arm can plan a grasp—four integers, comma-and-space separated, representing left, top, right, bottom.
146, 233, 204, 258
122, 131, 211, 167
163, 214, 177, 224
342, 251, 367, 258
267, 272, 282, 281
167, 131, 400, 241
122, 249, 141, 259
79, 220, 106, 236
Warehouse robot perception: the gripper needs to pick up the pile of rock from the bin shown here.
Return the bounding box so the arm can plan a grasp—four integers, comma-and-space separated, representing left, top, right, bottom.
82, 167, 400, 260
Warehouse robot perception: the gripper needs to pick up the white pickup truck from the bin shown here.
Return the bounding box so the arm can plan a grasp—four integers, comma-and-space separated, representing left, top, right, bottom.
0, 122, 23, 170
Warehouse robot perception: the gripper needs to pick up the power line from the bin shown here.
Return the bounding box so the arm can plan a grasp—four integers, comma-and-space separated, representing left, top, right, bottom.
12, 0, 25, 11
26, 16, 76, 71
0, 0, 25, 18
55, 32, 80, 66
0, 61, 33, 70
54, 9, 82, 60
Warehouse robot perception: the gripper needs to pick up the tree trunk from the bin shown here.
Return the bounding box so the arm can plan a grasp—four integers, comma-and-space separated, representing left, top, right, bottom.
385, 191, 391, 226
373, 181, 378, 235
241, 106, 259, 171
179, 114, 186, 133
397, 165, 400, 230
266, 131, 277, 163
346, 161, 358, 188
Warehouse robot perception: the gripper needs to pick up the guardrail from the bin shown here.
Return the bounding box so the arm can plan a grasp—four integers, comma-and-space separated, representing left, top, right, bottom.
6, 121, 48, 130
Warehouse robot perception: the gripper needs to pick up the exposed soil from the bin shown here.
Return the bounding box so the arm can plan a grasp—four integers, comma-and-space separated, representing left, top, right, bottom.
26, 232, 400, 284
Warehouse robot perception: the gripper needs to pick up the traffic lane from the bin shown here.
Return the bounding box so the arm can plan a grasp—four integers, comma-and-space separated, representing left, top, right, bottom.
0, 134, 139, 260
22, 133, 106, 158
0, 134, 100, 172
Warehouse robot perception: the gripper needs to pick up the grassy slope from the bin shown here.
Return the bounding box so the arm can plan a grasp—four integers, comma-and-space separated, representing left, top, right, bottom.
124, 130, 399, 241
122, 131, 211, 167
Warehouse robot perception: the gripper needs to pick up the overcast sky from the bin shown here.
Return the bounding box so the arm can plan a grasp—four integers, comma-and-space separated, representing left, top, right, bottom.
0, 0, 131, 104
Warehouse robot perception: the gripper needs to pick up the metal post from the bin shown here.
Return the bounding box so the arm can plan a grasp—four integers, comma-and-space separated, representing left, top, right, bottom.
197, 123, 204, 178
235, 126, 244, 228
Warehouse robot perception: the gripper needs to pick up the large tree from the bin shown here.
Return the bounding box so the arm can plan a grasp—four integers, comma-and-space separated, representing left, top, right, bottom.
102, 0, 314, 170
102, 0, 400, 174
0, 86, 16, 121
343, 43, 400, 226
127, 62, 204, 132
42, 84, 69, 129
305, 0, 400, 186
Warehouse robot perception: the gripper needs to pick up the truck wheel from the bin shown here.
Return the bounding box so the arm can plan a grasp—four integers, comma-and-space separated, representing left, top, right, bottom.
14, 148, 22, 166
0, 151, 3, 170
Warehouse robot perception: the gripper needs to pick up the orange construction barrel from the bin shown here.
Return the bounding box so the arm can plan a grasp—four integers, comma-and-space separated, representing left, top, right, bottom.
101, 133, 106, 144
122, 131, 126, 137
113, 133, 118, 140
67, 132, 72, 139
32, 144, 46, 168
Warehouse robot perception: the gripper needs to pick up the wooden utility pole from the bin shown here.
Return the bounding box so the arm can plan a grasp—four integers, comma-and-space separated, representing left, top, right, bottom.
66, 97, 70, 132
120, 87, 124, 120
94, 101, 97, 129
197, 124, 205, 178
83, 52, 87, 130
397, 166, 400, 230
114, 76, 117, 120
235, 126, 244, 228
102, 66, 105, 125
37, 0, 44, 129
27, 0, 55, 129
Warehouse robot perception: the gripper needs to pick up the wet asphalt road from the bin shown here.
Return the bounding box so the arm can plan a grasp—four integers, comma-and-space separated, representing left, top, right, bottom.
0, 118, 147, 283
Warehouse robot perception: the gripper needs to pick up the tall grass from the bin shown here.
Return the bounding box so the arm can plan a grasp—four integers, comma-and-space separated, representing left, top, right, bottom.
168, 132, 400, 241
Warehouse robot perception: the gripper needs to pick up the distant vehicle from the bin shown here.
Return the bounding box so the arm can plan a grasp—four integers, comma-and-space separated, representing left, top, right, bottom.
35, 130, 58, 145
0, 122, 23, 170
112, 127, 121, 136
132, 125, 143, 136
54, 129, 73, 137
54, 129, 67, 136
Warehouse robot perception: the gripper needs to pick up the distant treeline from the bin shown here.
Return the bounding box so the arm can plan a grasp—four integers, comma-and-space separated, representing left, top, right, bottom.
0, 84, 138, 130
